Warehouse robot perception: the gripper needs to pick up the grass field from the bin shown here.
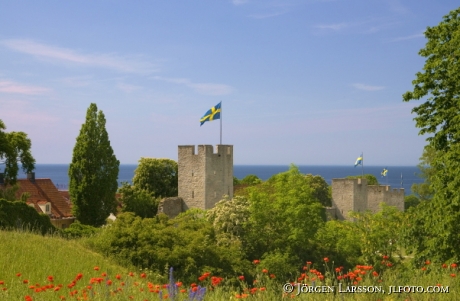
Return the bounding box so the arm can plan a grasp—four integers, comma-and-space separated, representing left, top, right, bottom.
1, 230, 459, 301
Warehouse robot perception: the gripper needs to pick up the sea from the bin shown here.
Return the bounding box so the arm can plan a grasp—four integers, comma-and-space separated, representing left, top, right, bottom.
18, 164, 423, 195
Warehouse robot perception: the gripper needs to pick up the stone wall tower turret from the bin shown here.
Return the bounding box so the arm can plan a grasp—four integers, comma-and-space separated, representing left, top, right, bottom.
178, 145, 233, 210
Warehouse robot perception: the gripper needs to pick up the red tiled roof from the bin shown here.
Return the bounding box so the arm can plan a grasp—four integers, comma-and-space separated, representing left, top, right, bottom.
1, 178, 74, 219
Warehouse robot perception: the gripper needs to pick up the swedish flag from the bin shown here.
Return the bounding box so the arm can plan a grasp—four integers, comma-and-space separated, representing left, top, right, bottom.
200, 102, 221, 126
354, 153, 363, 167
381, 168, 388, 177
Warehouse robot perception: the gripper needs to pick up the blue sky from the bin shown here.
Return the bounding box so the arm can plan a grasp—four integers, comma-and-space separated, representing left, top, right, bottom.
1, 1, 457, 165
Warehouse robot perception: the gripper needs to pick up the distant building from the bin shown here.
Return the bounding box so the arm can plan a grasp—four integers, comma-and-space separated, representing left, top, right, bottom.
0, 172, 75, 229
330, 177, 404, 221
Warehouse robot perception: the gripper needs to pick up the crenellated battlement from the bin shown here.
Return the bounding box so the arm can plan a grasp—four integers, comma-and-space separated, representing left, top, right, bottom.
178, 145, 233, 211
331, 178, 404, 221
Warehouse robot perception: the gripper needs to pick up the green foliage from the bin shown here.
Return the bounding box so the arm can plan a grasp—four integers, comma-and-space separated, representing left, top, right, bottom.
69, 103, 120, 227
86, 212, 251, 284
402, 7, 460, 263
118, 182, 159, 218
0, 198, 55, 234
404, 194, 420, 210
233, 176, 241, 186
304, 174, 332, 207
346, 174, 379, 185
243, 165, 325, 267
259, 251, 298, 281
0, 119, 35, 185
62, 221, 100, 238
0, 184, 19, 201
240, 174, 262, 186
132, 157, 178, 198
349, 204, 405, 267
314, 220, 362, 270
207, 196, 251, 245
411, 145, 436, 201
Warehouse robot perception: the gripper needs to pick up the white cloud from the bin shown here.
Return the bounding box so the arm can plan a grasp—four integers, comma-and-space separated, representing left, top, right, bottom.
314, 23, 349, 31
0, 80, 51, 95
390, 33, 424, 42
0, 100, 60, 127
249, 11, 287, 19
231, 0, 248, 5
153, 76, 234, 96
1, 39, 157, 74
117, 82, 143, 93
387, 0, 408, 14
352, 83, 385, 91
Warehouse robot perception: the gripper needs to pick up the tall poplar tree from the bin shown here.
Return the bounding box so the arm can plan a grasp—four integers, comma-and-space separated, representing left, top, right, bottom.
69, 104, 119, 226
402, 7, 460, 262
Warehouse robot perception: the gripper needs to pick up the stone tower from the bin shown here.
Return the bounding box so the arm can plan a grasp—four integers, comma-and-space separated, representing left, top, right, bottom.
331, 178, 405, 221
178, 145, 233, 210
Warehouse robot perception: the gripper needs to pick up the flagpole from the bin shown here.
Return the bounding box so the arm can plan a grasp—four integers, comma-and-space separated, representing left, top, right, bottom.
220, 101, 222, 145
361, 152, 364, 178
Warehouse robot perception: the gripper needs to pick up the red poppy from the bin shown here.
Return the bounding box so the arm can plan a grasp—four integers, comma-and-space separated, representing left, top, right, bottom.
253, 260, 260, 265
140, 273, 146, 278
262, 269, 268, 274
324, 257, 329, 262
238, 276, 245, 281
94, 267, 99, 271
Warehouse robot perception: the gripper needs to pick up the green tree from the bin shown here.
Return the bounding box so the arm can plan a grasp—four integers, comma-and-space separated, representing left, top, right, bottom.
69, 103, 120, 227
349, 204, 405, 266
404, 194, 420, 210
243, 165, 325, 270
304, 174, 332, 207
346, 174, 379, 185
402, 7, 460, 262
206, 196, 251, 245
240, 174, 262, 186
118, 182, 159, 218
411, 145, 436, 201
0, 119, 35, 185
132, 158, 178, 198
